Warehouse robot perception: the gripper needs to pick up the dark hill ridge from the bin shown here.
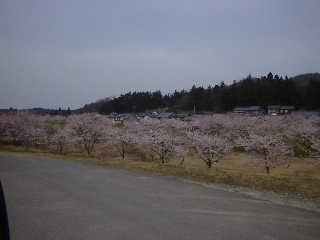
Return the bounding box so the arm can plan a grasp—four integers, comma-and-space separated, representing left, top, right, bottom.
77, 72, 320, 114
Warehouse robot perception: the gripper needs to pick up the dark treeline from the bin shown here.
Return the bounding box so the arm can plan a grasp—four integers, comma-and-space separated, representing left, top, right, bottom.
95, 72, 320, 114
222, 73, 301, 111
0, 108, 55, 115
53, 107, 71, 116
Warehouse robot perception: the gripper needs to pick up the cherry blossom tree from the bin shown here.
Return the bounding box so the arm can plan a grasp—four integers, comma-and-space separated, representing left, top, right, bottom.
107, 122, 138, 159
139, 129, 175, 163
0, 112, 28, 146
187, 130, 233, 168
28, 115, 49, 148
286, 116, 319, 156
137, 118, 190, 163
312, 117, 320, 153
49, 124, 72, 153
238, 132, 293, 174
173, 144, 188, 165
284, 116, 320, 169
190, 114, 262, 144
232, 115, 294, 174
1, 110, 317, 173
1, 112, 48, 148
68, 115, 108, 156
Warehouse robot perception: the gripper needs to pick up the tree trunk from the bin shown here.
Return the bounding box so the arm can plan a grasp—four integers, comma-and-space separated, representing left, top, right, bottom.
266, 165, 270, 174
206, 161, 212, 168
160, 154, 165, 164
85, 144, 91, 155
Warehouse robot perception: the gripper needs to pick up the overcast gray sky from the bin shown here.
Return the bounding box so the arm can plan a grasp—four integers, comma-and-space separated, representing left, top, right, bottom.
1, 0, 320, 110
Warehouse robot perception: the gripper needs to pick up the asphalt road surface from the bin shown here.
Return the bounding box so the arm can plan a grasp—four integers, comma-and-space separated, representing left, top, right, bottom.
0, 153, 319, 240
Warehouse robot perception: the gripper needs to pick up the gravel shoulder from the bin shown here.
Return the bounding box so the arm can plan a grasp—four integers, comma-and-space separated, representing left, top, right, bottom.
196, 181, 320, 213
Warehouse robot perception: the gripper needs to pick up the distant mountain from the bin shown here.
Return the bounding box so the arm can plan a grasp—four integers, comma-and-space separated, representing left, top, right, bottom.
292, 73, 320, 86
78, 98, 112, 114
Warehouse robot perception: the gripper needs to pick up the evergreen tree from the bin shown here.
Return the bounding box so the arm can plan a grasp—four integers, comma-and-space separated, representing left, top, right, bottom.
305, 79, 320, 110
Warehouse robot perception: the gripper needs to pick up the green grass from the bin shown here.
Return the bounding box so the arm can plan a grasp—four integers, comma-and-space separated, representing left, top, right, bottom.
232, 146, 245, 153
293, 146, 309, 157
48, 120, 67, 127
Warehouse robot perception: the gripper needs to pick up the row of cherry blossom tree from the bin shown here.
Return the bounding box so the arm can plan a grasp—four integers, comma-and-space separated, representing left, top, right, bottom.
1, 112, 319, 173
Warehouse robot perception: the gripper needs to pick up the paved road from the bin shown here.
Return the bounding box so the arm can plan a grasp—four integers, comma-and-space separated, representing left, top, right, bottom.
0, 153, 319, 240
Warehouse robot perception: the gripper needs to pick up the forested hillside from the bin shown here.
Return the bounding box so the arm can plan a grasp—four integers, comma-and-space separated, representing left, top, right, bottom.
81, 72, 320, 114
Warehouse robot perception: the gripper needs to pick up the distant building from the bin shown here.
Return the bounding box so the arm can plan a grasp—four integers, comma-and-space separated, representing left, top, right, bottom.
267, 105, 295, 115
156, 112, 175, 119
173, 114, 190, 120
291, 111, 320, 118
233, 106, 264, 115
111, 113, 138, 124
267, 105, 281, 115
279, 106, 295, 115
200, 111, 214, 115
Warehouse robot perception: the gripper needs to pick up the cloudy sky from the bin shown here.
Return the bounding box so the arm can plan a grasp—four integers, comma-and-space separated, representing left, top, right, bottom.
1, 0, 319, 110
